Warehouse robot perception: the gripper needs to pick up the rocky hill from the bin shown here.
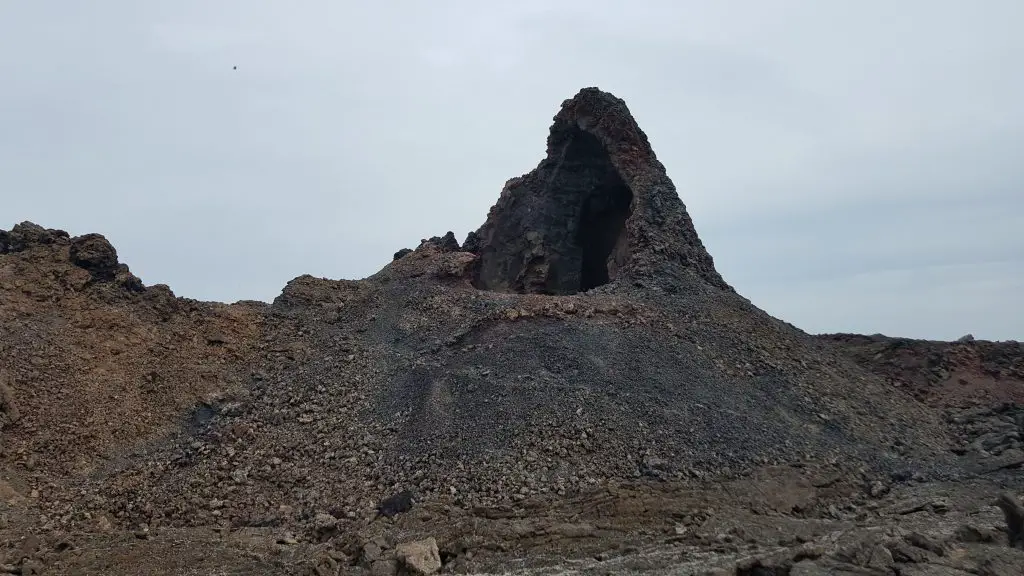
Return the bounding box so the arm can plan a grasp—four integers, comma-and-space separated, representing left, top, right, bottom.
1, 88, 1022, 575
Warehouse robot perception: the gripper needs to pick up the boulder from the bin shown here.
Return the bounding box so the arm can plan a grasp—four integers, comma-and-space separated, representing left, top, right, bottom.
69, 233, 120, 279
394, 537, 441, 576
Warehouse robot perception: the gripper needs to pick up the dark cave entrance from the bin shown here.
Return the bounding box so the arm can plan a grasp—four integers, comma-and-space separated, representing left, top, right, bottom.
563, 131, 633, 293
577, 177, 632, 291
468, 128, 634, 295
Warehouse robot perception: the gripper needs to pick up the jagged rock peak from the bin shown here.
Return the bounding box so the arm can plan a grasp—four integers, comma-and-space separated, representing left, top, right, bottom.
468, 87, 730, 295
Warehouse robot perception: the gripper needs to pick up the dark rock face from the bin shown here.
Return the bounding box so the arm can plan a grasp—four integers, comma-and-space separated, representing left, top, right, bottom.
997, 493, 1024, 548
67, 232, 145, 292
377, 490, 415, 519
394, 232, 461, 262
142, 284, 179, 320
469, 87, 730, 295
70, 233, 120, 279
115, 264, 146, 293
0, 221, 69, 253
461, 231, 481, 254
422, 232, 460, 253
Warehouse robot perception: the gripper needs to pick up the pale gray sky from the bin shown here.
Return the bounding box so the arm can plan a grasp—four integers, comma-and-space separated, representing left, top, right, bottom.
2, 1, 1022, 341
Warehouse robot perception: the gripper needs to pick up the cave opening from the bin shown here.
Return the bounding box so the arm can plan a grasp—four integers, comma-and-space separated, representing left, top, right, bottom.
468, 128, 634, 295
564, 131, 633, 293
577, 175, 632, 291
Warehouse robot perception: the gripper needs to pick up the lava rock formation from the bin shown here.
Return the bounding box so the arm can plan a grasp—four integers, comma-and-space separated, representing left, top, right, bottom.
1, 87, 1022, 576
468, 87, 729, 295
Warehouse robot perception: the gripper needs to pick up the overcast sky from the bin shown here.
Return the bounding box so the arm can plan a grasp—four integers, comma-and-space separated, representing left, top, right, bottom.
2, 1, 1022, 341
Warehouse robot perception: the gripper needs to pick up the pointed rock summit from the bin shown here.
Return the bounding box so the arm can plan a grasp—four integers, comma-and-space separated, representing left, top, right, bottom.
467, 87, 730, 295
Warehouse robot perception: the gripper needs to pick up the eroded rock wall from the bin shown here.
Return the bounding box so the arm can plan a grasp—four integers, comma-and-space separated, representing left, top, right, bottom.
469, 87, 730, 295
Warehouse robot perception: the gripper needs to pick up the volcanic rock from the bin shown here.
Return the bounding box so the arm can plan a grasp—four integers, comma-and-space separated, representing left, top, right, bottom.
0, 221, 69, 253
422, 231, 461, 253
1, 88, 1023, 576
997, 493, 1024, 548
67, 232, 146, 292
69, 233, 120, 279
71, 89, 958, 540
394, 537, 441, 575
377, 490, 415, 519
469, 87, 728, 295
60, 89, 967, 555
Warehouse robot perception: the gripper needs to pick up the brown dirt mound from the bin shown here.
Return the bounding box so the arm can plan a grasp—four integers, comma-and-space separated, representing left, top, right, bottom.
0, 222, 264, 481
